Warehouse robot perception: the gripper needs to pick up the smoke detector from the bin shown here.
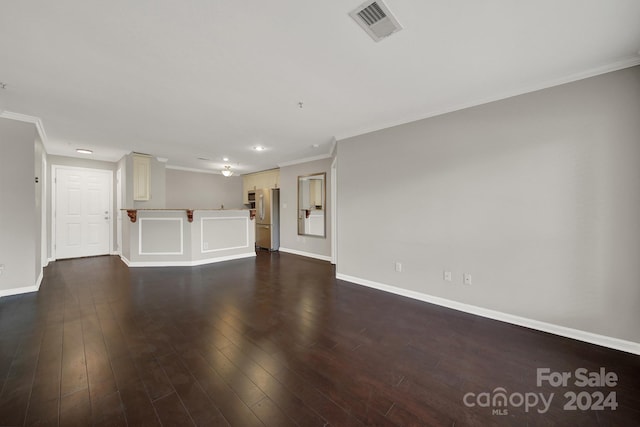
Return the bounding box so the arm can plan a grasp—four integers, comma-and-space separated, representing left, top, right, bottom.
349, 0, 403, 42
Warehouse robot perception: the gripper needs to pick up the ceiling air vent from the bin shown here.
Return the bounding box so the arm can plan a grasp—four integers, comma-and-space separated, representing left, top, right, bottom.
349, 0, 403, 42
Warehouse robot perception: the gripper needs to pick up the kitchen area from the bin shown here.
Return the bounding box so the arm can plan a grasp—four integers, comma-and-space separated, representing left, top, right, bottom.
242, 167, 327, 254
243, 168, 281, 251
119, 153, 331, 268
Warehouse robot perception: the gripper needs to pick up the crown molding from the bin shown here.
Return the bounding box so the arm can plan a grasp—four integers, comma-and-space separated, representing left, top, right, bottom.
277, 153, 333, 168
334, 56, 640, 142
329, 137, 337, 158
0, 111, 48, 146
166, 164, 228, 175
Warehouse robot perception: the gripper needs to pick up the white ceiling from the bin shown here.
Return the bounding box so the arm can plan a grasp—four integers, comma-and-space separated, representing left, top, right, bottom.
1, 1, 639, 174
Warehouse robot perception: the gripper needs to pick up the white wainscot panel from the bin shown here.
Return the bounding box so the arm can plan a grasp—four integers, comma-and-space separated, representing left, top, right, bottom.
139, 218, 184, 255
201, 217, 249, 253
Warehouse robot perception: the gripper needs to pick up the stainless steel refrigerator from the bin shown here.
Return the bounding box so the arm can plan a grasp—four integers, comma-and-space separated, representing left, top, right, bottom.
255, 188, 280, 251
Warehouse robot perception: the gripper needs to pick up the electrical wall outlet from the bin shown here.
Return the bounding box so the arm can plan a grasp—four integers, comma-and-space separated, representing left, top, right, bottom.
203, 242, 209, 250
443, 271, 452, 282
0, 264, 4, 276
463, 273, 472, 285
395, 262, 402, 272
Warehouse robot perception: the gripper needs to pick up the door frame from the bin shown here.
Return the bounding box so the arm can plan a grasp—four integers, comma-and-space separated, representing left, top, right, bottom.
51, 165, 113, 261
116, 167, 122, 256
331, 156, 337, 265
42, 154, 48, 267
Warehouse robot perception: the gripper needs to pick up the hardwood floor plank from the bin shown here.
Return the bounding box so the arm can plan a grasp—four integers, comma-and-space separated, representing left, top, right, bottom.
0, 401, 29, 427
216, 345, 327, 426
110, 355, 140, 390
177, 348, 265, 427
28, 326, 63, 405
133, 357, 175, 402
91, 391, 127, 427
157, 352, 226, 426
152, 392, 195, 426
250, 397, 297, 427
118, 380, 161, 426
60, 320, 87, 398
24, 397, 58, 426
59, 387, 90, 427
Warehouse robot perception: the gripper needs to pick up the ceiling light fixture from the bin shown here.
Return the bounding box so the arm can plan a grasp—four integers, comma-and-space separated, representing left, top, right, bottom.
222, 157, 229, 162
76, 148, 93, 154
221, 165, 233, 177
254, 146, 265, 151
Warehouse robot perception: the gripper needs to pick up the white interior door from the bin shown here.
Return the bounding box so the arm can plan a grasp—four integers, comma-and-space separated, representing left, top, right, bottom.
55, 167, 112, 259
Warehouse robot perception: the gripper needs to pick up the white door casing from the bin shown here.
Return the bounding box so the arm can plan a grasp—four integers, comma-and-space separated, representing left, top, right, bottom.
116, 168, 122, 255
331, 156, 337, 265
42, 155, 48, 266
53, 166, 112, 259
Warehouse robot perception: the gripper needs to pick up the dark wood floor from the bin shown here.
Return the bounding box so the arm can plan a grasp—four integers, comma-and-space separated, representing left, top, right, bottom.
0, 253, 638, 426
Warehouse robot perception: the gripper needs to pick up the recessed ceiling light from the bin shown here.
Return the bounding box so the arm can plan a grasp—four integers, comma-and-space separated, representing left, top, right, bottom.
253, 146, 265, 151
311, 144, 320, 148
76, 149, 93, 154
222, 157, 229, 162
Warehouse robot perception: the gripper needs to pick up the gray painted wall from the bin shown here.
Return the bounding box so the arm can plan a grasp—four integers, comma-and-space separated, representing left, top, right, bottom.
279, 158, 332, 258
337, 66, 640, 343
0, 118, 38, 292
165, 168, 243, 209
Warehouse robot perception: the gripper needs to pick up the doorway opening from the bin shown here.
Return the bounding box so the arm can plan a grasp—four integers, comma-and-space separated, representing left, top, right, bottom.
52, 166, 113, 260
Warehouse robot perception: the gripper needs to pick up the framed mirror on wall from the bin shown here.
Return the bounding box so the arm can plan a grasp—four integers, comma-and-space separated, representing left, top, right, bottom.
298, 172, 326, 237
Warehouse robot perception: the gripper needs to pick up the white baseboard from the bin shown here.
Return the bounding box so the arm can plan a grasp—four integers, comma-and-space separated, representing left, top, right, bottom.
0, 269, 44, 298
188, 252, 256, 266
0, 284, 40, 298
35, 269, 43, 289
279, 247, 331, 262
336, 273, 640, 355
121, 252, 256, 267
